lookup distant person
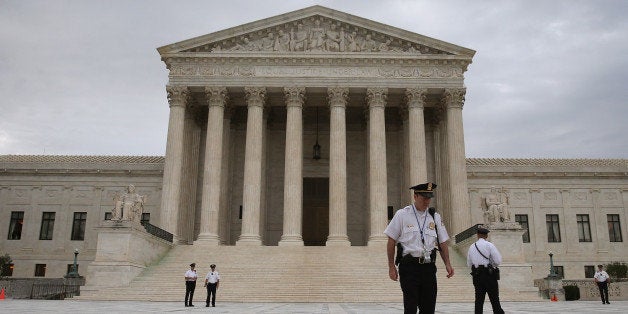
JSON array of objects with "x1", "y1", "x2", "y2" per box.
[
  {"x1": 184, "y1": 263, "x2": 198, "y2": 307},
  {"x1": 467, "y1": 227, "x2": 504, "y2": 314},
  {"x1": 204, "y1": 264, "x2": 220, "y2": 307},
  {"x1": 594, "y1": 264, "x2": 611, "y2": 304}
]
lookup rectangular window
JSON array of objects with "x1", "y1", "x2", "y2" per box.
[
  {"x1": 141, "y1": 213, "x2": 150, "y2": 225},
  {"x1": 7, "y1": 211, "x2": 24, "y2": 240},
  {"x1": 576, "y1": 214, "x2": 592, "y2": 242},
  {"x1": 584, "y1": 265, "x2": 595, "y2": 278},
  {"x1": 554, "y1": 266, "x2": 564, "y2": 279},
  {"x1": 104, "y1": 212, "x2": 112, "y2": 220},
  {"x1": 1, "y1": 263, "x2": 14, "y2": 277},
  {"x1": 546, "y1": 214, "x2": 561, "y2": 242},
  {"x1": 34, "y1": 264, "x2": 46, "y2": 277},
  {"x1": 515, "y1": 214, "x2": 530, "y2": 243},
  {"x1": 39, "y1": 212, "x2": 56, "y2": 240},
  {"x1": 608, "y1": 214, "x2": 623, "y2": 242},
  {"x1": 71, "y1": 212, "x2": 87, "y2": 241}
]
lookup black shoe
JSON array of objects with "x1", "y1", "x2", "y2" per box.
[
  {"x1": 212, "y1": 304, "x2": 215, "y2": 307},
  {"x1": 189, "y1": 304, "x2": 194, "y2": 307},
  {"x1": 607, "y1": 302, "x2": 610, "y2": 304}
]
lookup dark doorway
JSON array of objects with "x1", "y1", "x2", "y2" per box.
[{"x1": 302, "y1": 177, "x2": 329, "y2": 246}]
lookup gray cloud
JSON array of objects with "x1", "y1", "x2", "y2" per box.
[{"x1": 1, "y1": 0, "x2": 626, "y2": 158}]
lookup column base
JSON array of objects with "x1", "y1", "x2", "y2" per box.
[
  {"x1": 326, "y1": 235, "x2": 350, "y2": 246},
  {"x1": 278, "y1": 235, "x2": 304, "y2": 246},
  {"x1": 367, "y1": 235, "x2": 388, "y2": 246},
  {"x1": 194, "y1": 234, "x2": 221, "y2": 246},
  {"x1": 236, "y1": 235, "x2": 262, "y2": 246}
]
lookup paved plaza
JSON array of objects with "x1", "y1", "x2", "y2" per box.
[{"x1": 0, "y1": 300, "x2": 627, "y2": 313}]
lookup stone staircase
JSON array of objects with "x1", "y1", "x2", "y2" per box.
[{"x1": 79, "y1": 243, "x2": 538, "y2": 302}]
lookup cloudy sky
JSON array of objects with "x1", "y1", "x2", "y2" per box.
[{"x1": 1, "y1": 0, "x2": 626, "y2": 158}]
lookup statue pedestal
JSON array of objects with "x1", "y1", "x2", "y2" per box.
[
  {"x1": 84, "y1": 221, "x2": 172, "y2": 289},
  {"x1": 542, "y1": 276, "x2": 565, "y2": 301}
]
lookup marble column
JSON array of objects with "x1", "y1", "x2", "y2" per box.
[
  {"x1": 160, "y1": 85, "x2": 189, "y2": 239},
  {"x1": 197, "y1": 87, "x2": 229, "y2": 244},
  {"x1": 237, "y1": 87, "x2": 266, "y2": 246},
  {"x1": 327, "y1": 87, "x2": 350, "y2": 246},
  {"x1": 279, "y1": 87, "x2": 306, "y2": 246},
  {"x1": 405, "y1": 88, "x2": 429, "y2": 187},
  {"x1": 443, "y1": 88, "x2": 471, "y2": 235},
  {"x1": 367, "y1": 88, "x2": 389, "y2": 245},
  {"x1": 218, "y1": 107, "x2": 233, "y2": 244},
  {"x1": 179, "y1": 106, "x2": 201, "y2": 244}
]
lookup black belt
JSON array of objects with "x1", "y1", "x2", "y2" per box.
[{"x1": 402, "y1": 255, "x2": 435, "y2": 264}]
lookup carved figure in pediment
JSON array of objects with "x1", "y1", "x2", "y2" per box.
[
  {"x1": 111, "y1": 184, "x2": 147, "y2": 222},
  {"x1": 325, "y1": 23, "x2": 341, "y2": 52},
  {"x1": 361, "y1": 34, "x2": 377, "y2": 52},
  {"x1": 275, "y1": 29, "x2": 290, "y2": 52},
  {"x1": 261, "y1": 32, "x2": 275, "y2": 51},
  {"x1": 345, "y1": 31, "x2": 360, "y2": 52},
  {"x1": 309, "y1": 19, "x2": 325, "y2": 51},
  {"x1": 378, "y1": 38, "x2": 392, "y2": 52},
  {"x1": 211, "y1": 44, "x2": 222, "y2": 52},
  {"x1": 482, "y1": 186, "x2": 511, "y2": 223},
  {"x1": 230, "y1": 37, "x2": 258, "y2": 51},
  {"x1": 290, "y1": 23, "x2": 308, "y2": 51}
]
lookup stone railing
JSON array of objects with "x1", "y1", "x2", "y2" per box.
[
  {"x1": 455, "y1": 224, "x2": 483, "y2": 243},
  {"x1": 141, "y1": 221, "x2": 173, "y2": 243},
  {"x1": 535, "y1": 278, "x2": 628, "y2": 301},
  {"x1": 0, "y1": 277, "x2": 85, "y2": 299}
]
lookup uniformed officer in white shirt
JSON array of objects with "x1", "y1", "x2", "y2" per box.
[
  {"x1": 594, "y1": 264, "x2": 611, "y2": 304},
  {"x1": 467, "y1": 227, "x2": 504, "y2": 314},
  {"x1": 184, "y1": 263, "x2": 198, "y2": 307},
  {"x1": 385, "y1": 182, "x2": 454, "y2": 314},
  {"x1": 204, "y1": 264, "x2": 220, "y2": 307}
]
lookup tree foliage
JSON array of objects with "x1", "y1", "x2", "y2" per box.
[
  {"x1": 605, "y1": 262, "x2": 627, "y2": 279},
  {"x1": 0, "y1": 253, "x2": 12, "y2": 278}
]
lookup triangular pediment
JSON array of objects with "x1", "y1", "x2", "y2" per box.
[{"x1": 158, "y1": 6, "x2": 474, "y2": 58}]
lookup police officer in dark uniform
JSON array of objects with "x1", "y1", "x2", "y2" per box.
[
  {"x1": 467, "y1": 227, "x2": 504, "y2": 314},
  {"x1": 385, "y1": 183, "x2": 454, "y2": 314}
]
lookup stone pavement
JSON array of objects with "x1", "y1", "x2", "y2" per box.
[{"x1": 0, "y1": 300, "x2": 626, "y2": 313}]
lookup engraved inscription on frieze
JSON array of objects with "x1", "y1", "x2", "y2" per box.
[
  {"x1": 173, "y1": 64, "x2": 463, "y2": 79},
  {"x1": 184, "y1": 16, "x2": 450, "y2": 55}
]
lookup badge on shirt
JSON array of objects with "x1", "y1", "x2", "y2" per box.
[
  {"x1": 429, "y1": 222, "x2": 435, "y2": 230},
  {"x1": 406, "y1": 224, "x2": 414, "y2": 228}
]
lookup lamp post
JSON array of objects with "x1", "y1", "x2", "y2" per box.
[
  {"x1": 548, "y1": 251, "x2": 558, "y2": 278},
  {"x1": 67, "y1": 248, "x2": 79, "y2": 278}
]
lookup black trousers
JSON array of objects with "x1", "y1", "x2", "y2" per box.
[
  {"x1": 597, "y1": 281, "x2": 609, "y2": 303},
  {"x1": 185, "y1": 281, "x2": 196, "y2": 305},
  {"x1": 206, "y1": 283, "x2": 217, "y2": 306},
  {"x1": 399, "y1": 258, "x2": 437, "y2": 314},
  {"x1": 472, "y1": 269, "x2": 504, "y2": 314}
]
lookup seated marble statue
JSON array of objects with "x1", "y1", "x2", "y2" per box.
[
  {"x1": 112, "y1": 184, "x2": 146, "y2": 222},
  {"x1": 483, "y1": 186, "x2": 511, "y2": 223}
]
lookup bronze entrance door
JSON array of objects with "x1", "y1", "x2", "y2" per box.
[{"x1": 302, "y1": 177, "x2": 329, "y2": 246}]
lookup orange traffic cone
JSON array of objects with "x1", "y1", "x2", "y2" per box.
[
  {"x1": 550, "y1": 294, "x2": 557, "y2": 302},
  {"x1": 0, "y1": 287, "x2": 5, "y2": 300}
]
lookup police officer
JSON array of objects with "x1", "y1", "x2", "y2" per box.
[
  {"x1": 184, "y1": 263, "x2": 198, "y2": 307},
  {"x1": 467, "y1": 227, "x2": 504, "y2": 314},
  {"x1": 594, "y1": 264, "x2": 611, "y2": 304},
  {"x1": 204, "y1": 264, "x2": 220, "y2": 307},
  {"x1": 385, "y1": 182, "x2": 454, "y2": 314}
]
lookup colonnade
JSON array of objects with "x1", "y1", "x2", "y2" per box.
[{"x1": 160, "y1": 85, "x2": 470, "y2": 246}]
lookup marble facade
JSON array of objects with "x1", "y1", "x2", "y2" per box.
[{"x1": 0, "y1": 6, "x2": 626, "y2": 285}]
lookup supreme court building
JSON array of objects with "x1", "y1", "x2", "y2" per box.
[{"x1": 1, "y1": 6, "x2": 626, "y2": 301}]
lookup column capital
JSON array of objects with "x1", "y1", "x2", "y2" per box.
[
  {"x1": 166, "y1": 85, "x2": 190, "y2": 108},
  {"x1": 244, "y1": 87, "x2": 267, "y2": 108},
  {"x1": 405, "y1": 88, "x2": 428, "y2": 109},
  {"x1": 283, "y1": 86, "x2": 306, "y2": 108},
  {"x1": 366, "y1": 88, "x2": 388, "y2": 109},
  {"x1": 441, "y1": 88, "x2": 466, "y2": 109},
  {"x1": 328, "y1": 87, "x2": 349, "y2": 108},
  {"x1": 205, "y1": 86, "x2": 229, "y2": 108}
]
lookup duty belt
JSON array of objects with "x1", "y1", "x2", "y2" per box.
[{"x1": 402, "y1": 254, "x2": 435, "y2": 264}]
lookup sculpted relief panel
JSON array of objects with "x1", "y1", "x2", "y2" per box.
[{"x1": 184, "y1": 16, "x2": 450, "y2": 55}]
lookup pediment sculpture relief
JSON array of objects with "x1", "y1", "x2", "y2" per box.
[
  {"x1": 186, "y1": 16, "x2": 449, "y2": 55},
  {"x1": 481, "y1": 186, "x2": 511, "y2": 223},
  {"x1": 111, "y1": 184, "x2": 147, "y2": 223}
]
